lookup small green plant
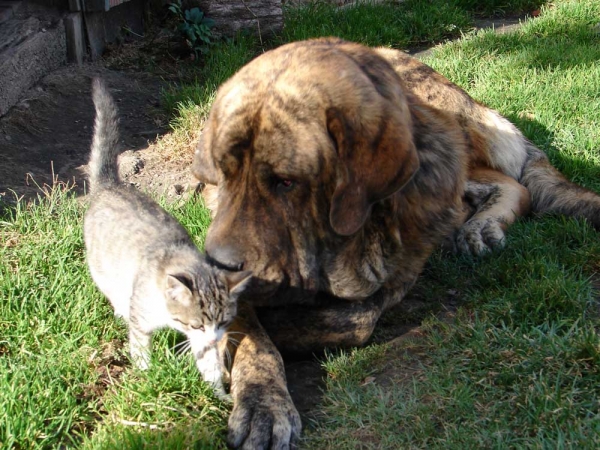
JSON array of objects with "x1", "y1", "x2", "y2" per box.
[{"x1": 169, "y1": 0, "x2": 215, "y2": 58}]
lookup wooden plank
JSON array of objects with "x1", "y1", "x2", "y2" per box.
[{"x1": 197, "y1": 0, "x2": 283, "y2": 38}]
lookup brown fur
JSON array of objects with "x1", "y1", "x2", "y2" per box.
[{"x1": 191, "y1": 38, "x2": 600, "y2": 449}]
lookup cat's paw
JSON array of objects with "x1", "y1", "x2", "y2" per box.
[
  {"x1": 213, "y1": 386, "x2": 233, "y2": 403},
  {"x1": 196, "y1": 355, "x2": 229, "y2": 400},
  {"x1": 128, "y1": 331, "x2": 151, "y2": 370},
  {"x1": 132, "y1": 354, "x2": 150, "y2": 370},
  {"x1": 129, "y1": 344, "x2": 151, "y2": 370}
]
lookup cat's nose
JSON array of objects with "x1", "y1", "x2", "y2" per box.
[{"x1": 205, "y1": 242, "x2": 245, "y2": 272}]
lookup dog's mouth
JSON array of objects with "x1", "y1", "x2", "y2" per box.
[
  {"x1": 242, "y1": 273, "x2": 288, "y2": 305},
  {"x1": 205, "y1": 244, "x2": 319, "y2": 306}
]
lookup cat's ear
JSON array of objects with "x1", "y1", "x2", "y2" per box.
[
  {"x1": 166, "y1": 274, "x2": 194, "y2": 305},
  {"x1": 223, "y1": 270, "x2": 253, "y2": 299}
]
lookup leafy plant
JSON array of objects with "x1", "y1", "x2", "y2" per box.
[{"x1": 169, "y1": 0, "x2": 215, "y2": 58}]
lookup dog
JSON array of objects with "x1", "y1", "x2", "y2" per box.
[{"x1": 191, "y1": 38, "x2": 600, "y2": 449}]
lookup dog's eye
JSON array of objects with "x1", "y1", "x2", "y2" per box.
[{"x1": 273, "y1": 177, "x2": 295, "y2": 193}]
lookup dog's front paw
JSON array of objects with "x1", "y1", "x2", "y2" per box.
[
  {"x1": 455, "y1": 217, "x2": 506, "y2": 256},
  {"x1": 228, "y1": 384, "x2": 301, "y2": 450}
]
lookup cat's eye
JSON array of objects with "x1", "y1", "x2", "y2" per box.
[
  {"x1": 191, "y1": 324, "x2": 205, "y2": 331},
  {"x1": 218, "y1": 320, "x2": 232, "y2": 329}
]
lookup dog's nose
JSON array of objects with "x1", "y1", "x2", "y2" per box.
[{"x1": 205, "y1": 243, "x2": 245, "y2": 272}]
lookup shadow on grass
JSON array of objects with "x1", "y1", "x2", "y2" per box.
[
  {"x1": 511, "y1": 114, "x2": 600, "y2": 191},
  {"x1": 89, "y1": 421, "x2": 226, "y2": 450}
]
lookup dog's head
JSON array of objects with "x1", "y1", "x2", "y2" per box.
[{"x1": 192, "y1": 39, "x2": 419, "y2": 303}]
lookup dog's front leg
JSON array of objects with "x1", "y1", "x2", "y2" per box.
[{"x1": 226, "y1": 301, "x2": 301, "y2": 450}]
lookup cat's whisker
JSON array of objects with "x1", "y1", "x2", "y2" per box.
[
  {"x1": 178, "y1": 346, "x2": 192, "y2": 356},
  {"x1": 172, "y1": 340, "x2": 190, "y2": 350},
  {"x1": 227, "y1": 331, "x2": 248, "y2": 338},
  {"x1": 173, "y1": 340, "x2": 190, "y2": 351},
  {"x1": 227, "y1": 337, "x2": 241, "y2": 347},
  {"x1": 174, "y1": 341, "x2": 192, "y2": 355}
]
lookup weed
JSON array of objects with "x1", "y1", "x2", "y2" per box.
[{"x1": 168, "y1": 0, "x2": 215, "y2": 58}]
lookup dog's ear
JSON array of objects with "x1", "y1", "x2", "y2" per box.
[
  {"x1": 191, "y1": 122, "x2": 219, "y2": 185},
  {"x1": 327, "y1": 105, "x2": 419, "y2": 236}
]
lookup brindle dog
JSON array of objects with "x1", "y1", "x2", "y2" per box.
[{"x1": 191, "y1": 38, "x2": 600, "y2": 449}]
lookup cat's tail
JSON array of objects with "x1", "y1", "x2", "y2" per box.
[{"x1": 88, "y1": 78, "x2": 120, "y2": 193}]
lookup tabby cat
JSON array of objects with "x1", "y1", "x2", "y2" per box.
[{"x1": 83, "y1": 79, "x2": 251, "y2": 397}]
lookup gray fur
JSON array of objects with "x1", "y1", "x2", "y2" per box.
[
  {"x1": 88, "y1": 78, "x2": 120, "y2": 192},
  {"x1": 84, "y1": 79, "x2": 251, "y2": 397}
]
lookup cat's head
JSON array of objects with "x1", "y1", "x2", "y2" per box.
[{"x1": 164, "y1": 267, "x2": 252, "y2": 355}]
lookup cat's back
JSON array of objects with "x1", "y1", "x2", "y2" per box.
[
  {"x1": 84, "y1": 184, "x2": 195, "y2": 308},
  {"x1": 85, "y1": 184, "x2": 190, "y2": 245}
]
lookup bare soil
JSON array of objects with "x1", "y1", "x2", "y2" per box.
[{"x1": 0, "y1": 63, "x2": 196, "y2": 206}]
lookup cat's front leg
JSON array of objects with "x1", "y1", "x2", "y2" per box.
[
  {"x1": 196, "y1": 346, "x2": 230, "y2": 400},
  {"x1": 128, "y1": 323, "x2": 152, "y2": 370}
]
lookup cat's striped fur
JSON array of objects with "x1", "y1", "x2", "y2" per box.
[{"x1": 84, "y1": 79, "x2": 251, "y2": 397}]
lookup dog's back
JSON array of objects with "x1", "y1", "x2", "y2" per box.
[{"x1": 376, "y1": 46, "x2": 600, "y2": 229}]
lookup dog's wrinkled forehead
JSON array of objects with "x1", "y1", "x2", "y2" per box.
[
  {"x1": 200, "y1": 37, "x2": 411, "y2": 189},
  {"x1": 210, "y1": 73, "x2": 335, "y2": 177}
]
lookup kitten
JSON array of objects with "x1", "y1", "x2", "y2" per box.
[{"x1": 83, "y1": 79, "x2": 250, "y2": 397}]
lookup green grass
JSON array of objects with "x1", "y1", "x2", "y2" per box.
[
  {"x1": 0, "y1": 187, "x2": 221, "y2": 448},
  {"x1": 2, "y1": 0, "x2": 600, "y2": 448},
  {"x1": 281, "y1": 0, "x2": 472, "y2": 48},
  {"x1": 162, "y1": 0, "x2": 545, "y2": 115}
]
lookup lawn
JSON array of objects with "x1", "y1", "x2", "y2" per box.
[{"x1": 2, "y1": 0, "x2": 600, "y2": 448}]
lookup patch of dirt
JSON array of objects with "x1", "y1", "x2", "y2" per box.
[
  {"x1": 0, "y1": 63, "x2": 197, "y2": 206},
  {"x1": 285, "y1": 357, "x2": 327, "y2": 424},
  {"x1": 80, "y1": 339, "x2": 129, "y2": 413},
  {"x1": 370, "y1": 311, "x2": 455, "y2": 390}
]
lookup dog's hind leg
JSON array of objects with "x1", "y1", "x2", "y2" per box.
[{"x1": 454, "y1": 168, "x2": 531, "y2": 256}]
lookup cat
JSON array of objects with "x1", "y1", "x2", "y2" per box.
[{"x1": 83, "y1": 78, "x2": 251, "y2": 397}]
